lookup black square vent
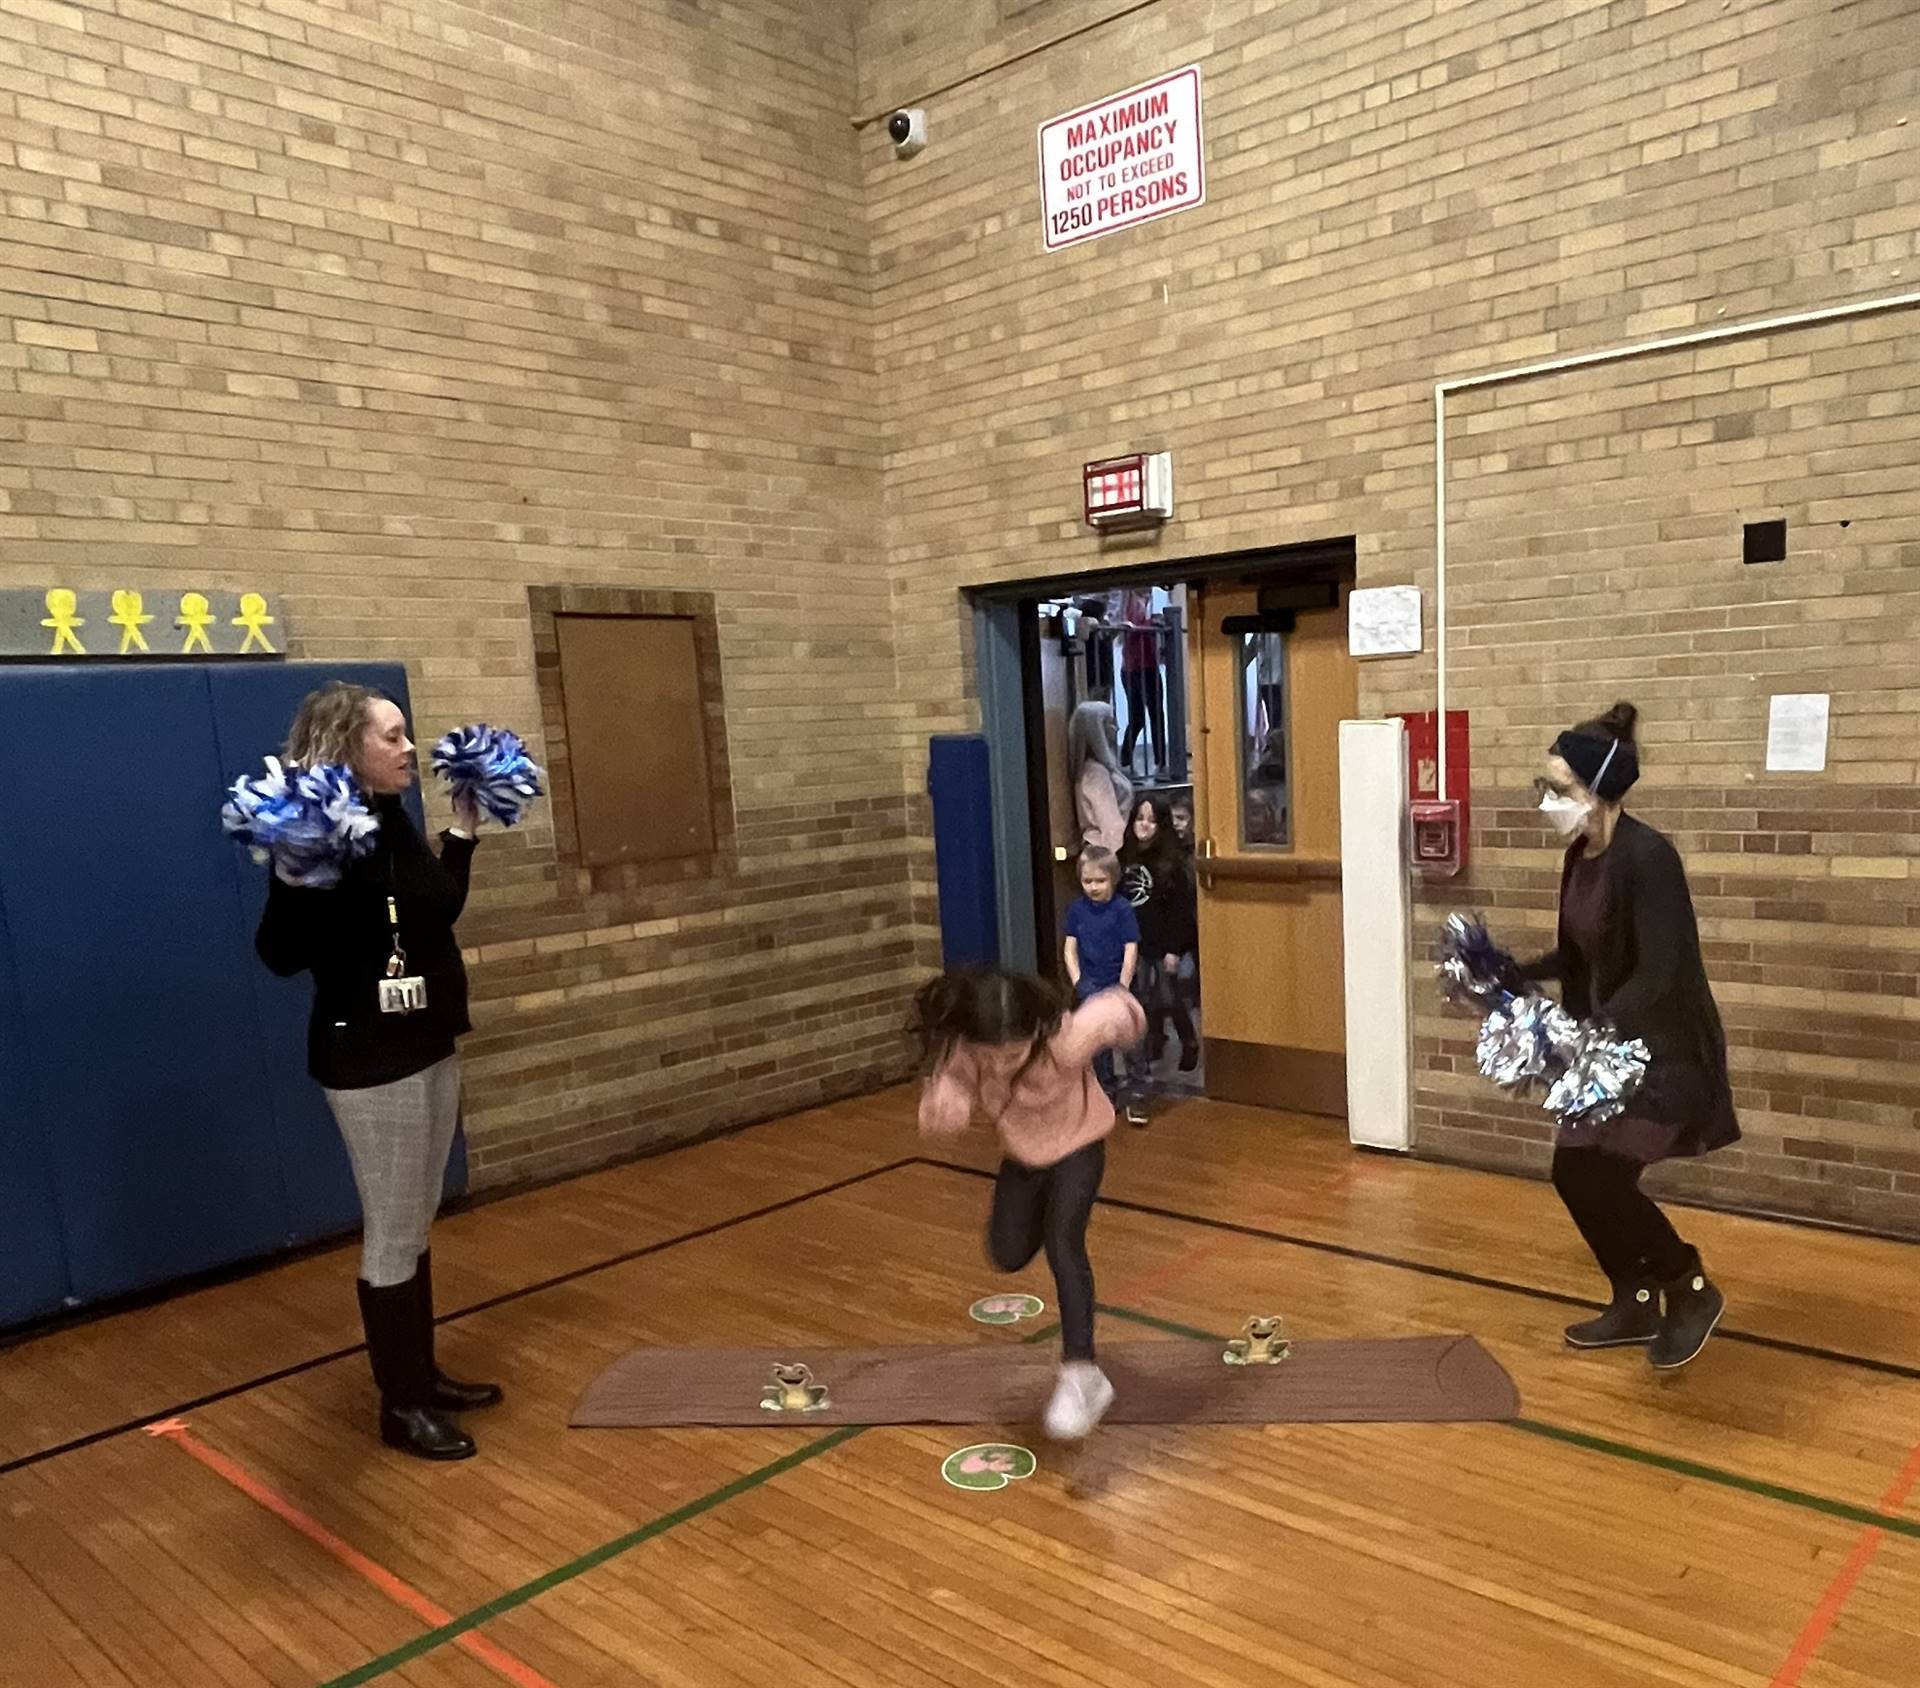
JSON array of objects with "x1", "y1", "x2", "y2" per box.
[{"x1": 1743, "y1": 519, "x2": 1787, "y2": 565}]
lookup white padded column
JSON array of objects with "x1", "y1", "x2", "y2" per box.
[{"x1": 1339, "y1": 719, "x2": 1413, "y2": 1152}]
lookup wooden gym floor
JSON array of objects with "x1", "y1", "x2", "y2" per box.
[{"x1": 5, "y1": 1091, "x2": 1920, "y2": 1688}]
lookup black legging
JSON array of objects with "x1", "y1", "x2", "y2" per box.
[
  {"x1": 1137, "y1": 958, "x2": 1195, "y2": 1054},
  {"x1": 988, "y1": 1140, "x2": 1105, "y2": 1361},
  {"x1": 1081, "y1": 608, "x2": 1115, "y2": 695},
  {"x1": 1121, "y1": 663, "x2": 1165, "y2": 771},
  {"x1": 1551, "y1": 1144, "x2": 1692, "y2": 1285}
]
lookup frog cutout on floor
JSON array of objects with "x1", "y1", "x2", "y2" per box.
[
  {"x1": 759, "y1": 1362, "x2": 830, "y2": 1414},
  {"x1": 1222, "y1": 1315, "x2": 1292, "y2": 1366}
]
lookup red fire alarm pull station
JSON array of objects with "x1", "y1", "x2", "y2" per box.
[{"x1": 1398, "y1": 710, "x2": 1469, "y2": 878}]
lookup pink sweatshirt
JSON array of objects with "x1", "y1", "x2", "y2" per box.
[
  {"x1": 1076, "y1": 761, "x2": 1127, "y2": 852},
  {"x1": 917, "y1": 988, "x2": 1147, "y2": 1168}
]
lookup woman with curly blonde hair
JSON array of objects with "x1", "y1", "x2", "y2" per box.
[{"x1": 255, "y1": 681, "x2": 498, "y2": 1460}]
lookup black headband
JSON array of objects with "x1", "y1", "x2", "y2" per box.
[{"x1": 1553, "y1": 729, "x2": 1639, "y2": 802}]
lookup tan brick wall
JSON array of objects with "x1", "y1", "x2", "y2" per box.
[
  {"x1": 0, "y1": 0, "x2": 923, "y2": 1184},
  {"x1": 7, "y1": 0, "x2": 1919, "y2": 1226},
  {"x1": 858, "y1": 0, "x2": 1920, "y2": 1230},
  {"x1": 1414, "y1": 315, "x2": 1920, "y2": 1230}
]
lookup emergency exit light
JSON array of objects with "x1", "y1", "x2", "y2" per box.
[{"x1": 1083, "y1": 451, "x2": 1173, "y2": 528}]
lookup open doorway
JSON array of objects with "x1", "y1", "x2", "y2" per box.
[
  {"x1": 972, "y1": 537, "x2": 1358, "y2": 1124},
  {"x1": 1035, "y1": 585, "x2": 1203, "y2": 1105}
]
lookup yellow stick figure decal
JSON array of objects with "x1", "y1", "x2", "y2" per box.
[
  {"x1": 232, "y1": 592, "x2": 276, "y2": 654},
  {"x1": 110, "y1": 588, "x2": 154, "y2": 654},
  {"x1": 177, "y1": 592, "x2": 216, "y2": 655},
  {"x1": 42, "y1": 589, "x2": 86, "y2": 656}
]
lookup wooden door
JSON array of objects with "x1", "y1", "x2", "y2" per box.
[{"x1": 1189, "y1": 580, "x2": 1357, "y2": 1117}]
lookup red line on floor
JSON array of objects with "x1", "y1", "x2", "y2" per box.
[
  {"x1": 1768, "y1": 1438, "x2": 1920, "y2": 1688},
  {"x1": 144, "y1": 1418, "x2": 560, "y2": 1688}
]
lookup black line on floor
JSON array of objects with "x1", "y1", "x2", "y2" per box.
[
  {"x1": 1093, "y1": 1302, "x2": 1920, "y2": 1542},
  {"x1": 15, "y1": 1143, "x2": 1918, "y2": 1482},
  {"x1": 913, "y1": 1157, "x2": 1920, "y2": 1385},
  {"x1": 0, "y1": 1158, "x2": 918, "y2": 1480},
  {"x1": 437, "y1": 1157, "x2": 919, "y2": 1324},
  {"x1": 0, "y1": 1083, "x2": 895, "y2": 1356}
]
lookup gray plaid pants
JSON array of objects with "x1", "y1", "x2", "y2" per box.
[{"x1": 322, "y1": 1055, "x2": 461, "y2": 1287}]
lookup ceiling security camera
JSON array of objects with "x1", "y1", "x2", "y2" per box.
[{"x1": 887, "y1": 108, "x2": 926, "y2": 159}]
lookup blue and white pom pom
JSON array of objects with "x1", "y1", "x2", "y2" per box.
[
  {"x1": 1438, "y1": 910, "x2": 1652, "y2": 1131},
  {"x1": 430, "y1": 723, "x2": 545, "y2": 827},
  {"x1": 221, "y1": 757, "x2": 379, "y2": 888},
  {"x1": 1474, "y1": 990, "x2": 1650, "y2": 1130},
  {"x1": 1545, "y1": 1026, "x2": 1652, "y2": 1132},
  {"x1": 1475, "y1": 992, "x2": 1579, "y2": 1090},
  {"x1": 1435, "y1": 912, "x2": 1517, "y2": 1011}
]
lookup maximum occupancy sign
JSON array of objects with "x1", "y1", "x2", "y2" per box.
[{"x1": 1037, "y1": 65, "x2": 1207, "y2": 251}]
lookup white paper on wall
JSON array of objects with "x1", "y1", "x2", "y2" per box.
[
  {"x1": 1348, "y1": 586, "x2": 1422, "y2": 658},
  {"x1": 1765, "y1": 693, "x2": 1830, "y2": 773}
]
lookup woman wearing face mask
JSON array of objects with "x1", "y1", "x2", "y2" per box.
[
  {"x1": 254, "y1": 682, "x2": 499, "y2": 1459},
  {"x1": 1519, "y1": 701, "x2": 1740, "y2": 1371}
]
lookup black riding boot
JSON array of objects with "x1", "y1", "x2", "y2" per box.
[
  {"x1": 415, "y1": 1251, "x2": 504, "y2": 1412},
  {"x1": 356, "y1": 1277, "x2": 477, "y2": 1460}
]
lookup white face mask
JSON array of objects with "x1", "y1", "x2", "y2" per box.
[{"x1": 1538, "y1": 791, "x2": 1591, "y2": 839}]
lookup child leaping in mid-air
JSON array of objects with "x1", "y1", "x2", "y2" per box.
[{"x1": 912, "y1": 966, "x2": 1146, "y2": 1440}]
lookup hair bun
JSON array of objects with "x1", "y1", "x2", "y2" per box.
[{"x1": 1597, "y1": 700, "x2": 1638, "y2": 743}]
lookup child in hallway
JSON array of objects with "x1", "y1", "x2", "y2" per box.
[
  {"x1": 913, "y1": 967, "x2": 1146, "y2": 1439},
  {"x1": 1119, "y1": 796, "x2": 1199, "y2": 1073},
  {"x1": 1167, "y1": 796, "x2": 1201, "y2": 1017},
  {"x1": 1063, "y1": 847, "x2": 1147, "y2": 1125},
  {"x1": 1169, "y1": 794, "x2": 1194, "y2": 849}
]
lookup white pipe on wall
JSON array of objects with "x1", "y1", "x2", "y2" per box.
[{"x1": 1432, "y1": 286, "x2": 1920, "y2": 800}]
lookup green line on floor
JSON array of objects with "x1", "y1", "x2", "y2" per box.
[
  {"x1": 328, "y1": 1298, "x2": 1920, "y2": 1685},
  {"x1": 325, "y1": 1311, "x2": 1062, "y2": 1685},
  {"x1": 1097, "y1": 1300, "x2": 1216, "y2": 1342},
  {"x1": 316, "y1": 1425, "x2": 866, "y2": 1688},
  {"x1": 1095, "y1": 1299, "x2": 1920, "y2": 1543},
  {"x1": 1506, "y1": 1416, "x2": 1920, "y2": 1541}
]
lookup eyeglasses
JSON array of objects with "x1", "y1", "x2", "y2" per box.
[{"x1": 1532, "y1": 777, "x2": 1577, "y2": 800}]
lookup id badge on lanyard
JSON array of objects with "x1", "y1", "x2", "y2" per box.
[{"x1": 378, "y1": 892, "x2": 428, "y2": 1015}]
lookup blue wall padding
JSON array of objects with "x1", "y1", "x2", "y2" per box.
[
  {"x1": 0, "y1": 875, "x2": 74, "y2": 1326},
  {"x1": 0, "y1": 661, "x2": 467, "y2": 1330},
  {"x1": 927, "y1": 734, "x2": 1000, "y2": 969}
]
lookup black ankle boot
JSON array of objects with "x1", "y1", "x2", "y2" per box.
[
  {"x1": 1649, "y1": 1250, "x2": 1725, "y2": 1372},
  {"x1": 1564, "y1": 1277, "x2": 1660, "y2": 1349},
  {"x1": 356, "y1": 1278, "x2": 477, "y2": 1461},
  {"x1": 415, "y1": 1251, "x2": 503, "y2": 1412}
]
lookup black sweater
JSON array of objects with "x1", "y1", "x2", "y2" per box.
[
  {"x1": 1521, "y1": 814, "x2": 1739, "y2": 1156},
  {"x1": 1119, "y1": 849, "x2": 1199, "y2": 960},
  {"x1": 255, "y1": 795, "x2": 476, "y2": 1090}
]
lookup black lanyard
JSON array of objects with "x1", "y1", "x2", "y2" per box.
[{"x1": 384, "y1": 850, "x2": 409, "y2": 980}]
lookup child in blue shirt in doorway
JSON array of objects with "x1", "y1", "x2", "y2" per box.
[{"x1": 1064, "y1": 847, "x2": 1148, "y2": 1126}]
